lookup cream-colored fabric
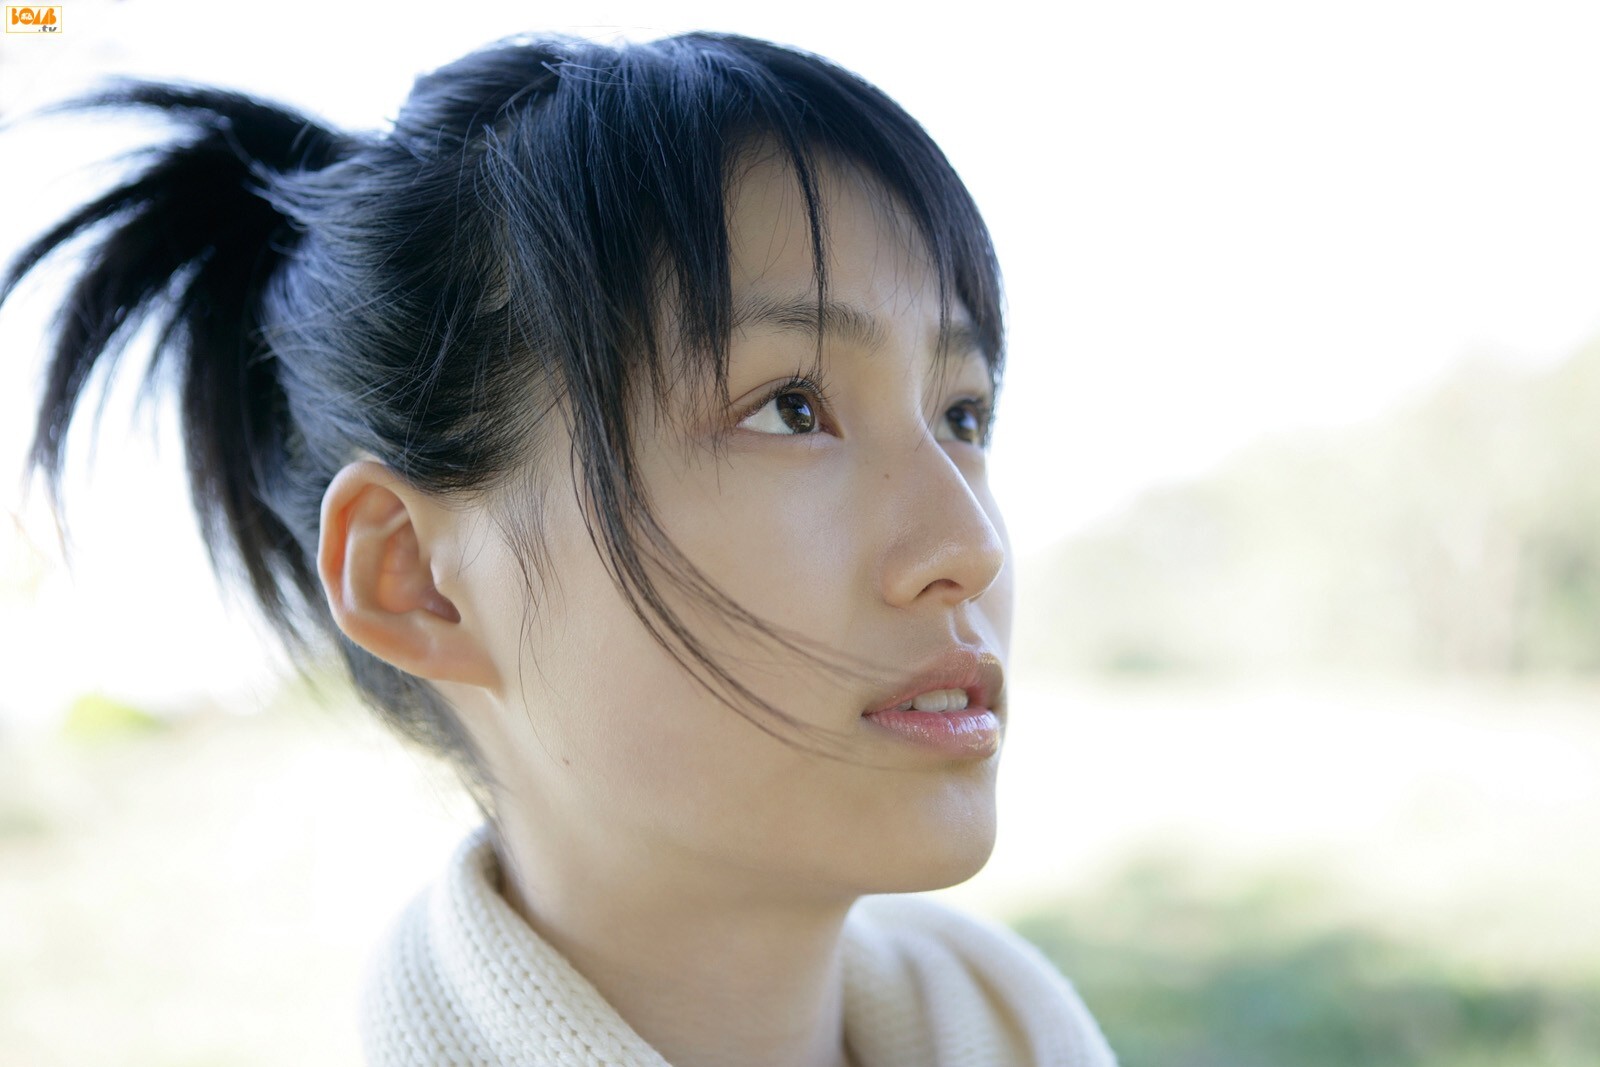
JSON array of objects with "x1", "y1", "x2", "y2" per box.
[{"x1": 361, "y1": 825, "x2": 1118, "y2": 1066}]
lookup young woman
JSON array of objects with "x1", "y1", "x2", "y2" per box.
[{"x1": 2, "y1": 32, "x2": 1117, "y2": 1067}]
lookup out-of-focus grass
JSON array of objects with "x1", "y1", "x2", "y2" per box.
[{"x1": 1010, "y1": 853, "x2": 1600, "y2": 1067}]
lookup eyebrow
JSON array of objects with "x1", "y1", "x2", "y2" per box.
[{"x1": 731, "y1": 293, "x2": 984, "y2": 362}]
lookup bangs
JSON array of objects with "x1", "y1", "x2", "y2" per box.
[{"x1": 453, "y1": 33, "x2": 1003, "y2": 444}]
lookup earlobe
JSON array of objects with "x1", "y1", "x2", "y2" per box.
[{"x1": 317, "y1": 461, "x2": 499, "y2": 688}]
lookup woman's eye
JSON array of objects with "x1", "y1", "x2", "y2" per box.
[
  {"x1": 942, "y1": 399, "x2": 992, "y2": 446},
  {"x1": 739, "y1": 389, "x2": 820, "y2": 435}
]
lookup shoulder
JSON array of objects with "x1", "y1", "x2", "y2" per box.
[
  {"x1": 849, "y1": 892, "x2": 1080, "y2": 1000},
  {"x1": 358, "y1": 825, "x2": 670, "y2": 1066},
  {"x1": 844, "y1": 893, "x2": 1119, "y2": 1067}
]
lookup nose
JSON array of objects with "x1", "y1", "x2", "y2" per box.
[{"x1": 876, "y1": 432, "x2": 1008, "y2": 610}]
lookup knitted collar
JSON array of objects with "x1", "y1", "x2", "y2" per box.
[{"x1": 361, "y1": 825, "x2": 1117, "y2": 1066}]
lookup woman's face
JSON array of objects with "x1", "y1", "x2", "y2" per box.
[{"x1": 456, "y1": 151, "x2": 1014, "y2": 904}]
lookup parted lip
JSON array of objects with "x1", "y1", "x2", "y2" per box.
[{"x1": 862, "y1": 646, "x2": 1005, "y2": 716}]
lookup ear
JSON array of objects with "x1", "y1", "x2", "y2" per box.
[{"x1": 317, "y1": 461, "x2": 499, "y2": 689}]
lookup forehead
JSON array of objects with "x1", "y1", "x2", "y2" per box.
[
  {"x1": 723, "y1": 149, "x2": 980, "y2": 357},
  {"x1": 725, "y1": 149, "x2": 930, "y2": 304}
]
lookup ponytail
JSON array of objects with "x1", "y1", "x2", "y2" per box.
[{"x1": 2, "y1": 83, "x2": 348, "y2": 636}]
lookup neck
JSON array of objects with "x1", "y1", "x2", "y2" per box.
[{"x1": 493, "y1": 818, "x2": 858, "y2": 1067}]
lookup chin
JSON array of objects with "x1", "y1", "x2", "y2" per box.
[{"x1": 857, "y1": 773, "x2": 1000, "y2": 895}]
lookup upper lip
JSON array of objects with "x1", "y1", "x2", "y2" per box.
[{"x1": 862, "y1": 646, "x2": 1005, "y2": 716}]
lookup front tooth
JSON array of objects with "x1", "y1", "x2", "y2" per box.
[{"x1": 911, "y1": 688, "x2": 969, "y2": 712}]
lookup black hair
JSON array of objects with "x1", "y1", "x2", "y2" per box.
[{"x1": 1, "y1": 32, "x2": 1004, "y2": 817}]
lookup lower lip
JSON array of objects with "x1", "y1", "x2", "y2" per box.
[{"x1": 861, "y1": 707, "x2": 1001, "y2": 758}]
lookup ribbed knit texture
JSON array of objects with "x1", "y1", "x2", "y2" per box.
[{"x1": 361, "y1": 825, "x2": 1118, "y2": 1066}]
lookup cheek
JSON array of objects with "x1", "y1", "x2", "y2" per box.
[
  {"x1": 521, "y1": 547, "x2": 849, "y2": 862},
  {"x1": 655, "y1": 456, "x2": 859, "y2": 637},
  {"x1": 508, "y1": 479, "x2": 809, "y2": 810},
  {"x1": 499, "y1": 541, "x2": 727, "y2": 849}
]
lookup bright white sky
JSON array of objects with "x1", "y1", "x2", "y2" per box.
[{"x1": 5, "y1": 0, "x2": 1600, "y2": 718}]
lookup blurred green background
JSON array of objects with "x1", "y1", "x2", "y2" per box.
[{"x1": 1003, "y1": 345, "x2": 1600, "y2": 1064}]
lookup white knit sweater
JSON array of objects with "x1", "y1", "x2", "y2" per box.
[{"x1": 361, "y1": 826, "x2": 1118, "y2": 1066}]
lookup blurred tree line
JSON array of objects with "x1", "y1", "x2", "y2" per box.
[{"x1": 1022, "y1": 345, "x2": 1600, "y2": 678}]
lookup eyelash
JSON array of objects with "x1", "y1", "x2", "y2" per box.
[
  {"x1": 747, "y1": 374, "x2": 837, "y2": 428},
  {"x1": 741, "y1": 374, "x2": 996, "y2": 446}
]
